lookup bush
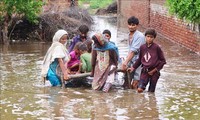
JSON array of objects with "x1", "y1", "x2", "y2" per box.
[{"x1": 166, "y1": 0, "x2": 200, "y2": 23}]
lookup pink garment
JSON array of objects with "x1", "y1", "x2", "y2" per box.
[{"x1": 67, "y1": 51, "x2": 80, "y2": 69}]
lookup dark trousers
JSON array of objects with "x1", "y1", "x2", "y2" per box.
[{"x1": 138, "y1": 71, "x2": 160, "y2": 92}]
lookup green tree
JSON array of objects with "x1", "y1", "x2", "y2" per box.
[
  {"x1": 166, "y1": 0, "x2": 200, "y2": 23},
  {"x1": 0, "y1": 0, "x2": 43, "y2": 44}
]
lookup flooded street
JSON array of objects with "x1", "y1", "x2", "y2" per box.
[{"x1": 0, "y1": 16, "x2": 200, "y2": 120}]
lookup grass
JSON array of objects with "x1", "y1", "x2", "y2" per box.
[{"x1": 78, "y1": 0, "x2": 115, "y2": 10}]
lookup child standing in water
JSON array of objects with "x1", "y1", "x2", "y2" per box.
[
  {"x1": 67, "y1": 42, "x2": 82, "y2": 74},
  {"x1": 128, "y1": 29, "x2": 166, "y2": 93}
]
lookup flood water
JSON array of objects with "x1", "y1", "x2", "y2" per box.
[{"x1": 0, "y1": 16, "x2": 200, "y2": 120}]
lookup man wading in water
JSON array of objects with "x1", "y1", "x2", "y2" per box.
[{"x1": 121, "y1": 16, "x2": 145, "y2": 89}]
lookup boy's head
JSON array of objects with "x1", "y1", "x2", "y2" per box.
[
  {"x1": 79, "y1": 43, "x2": 88, "y2": 54},
  {"x1": 103, "y1": 29, "x2": 111, "y2": 41},
  {"x1": 78, "y1": 25, "x2": 89, "y2": 40},
  {"x1": 145, "y1": 28, "x2": 157, "y2": 38},
  {"x1": 127, "y1": 16, "x2": 139, "y2": 33},
  {"x1": 145, "y1": 29, "x2": 157, "y2": 45}
]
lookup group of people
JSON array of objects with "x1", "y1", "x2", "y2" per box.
[{"x1": 41, "y1": 16, "x2": 166, "y2": 93}]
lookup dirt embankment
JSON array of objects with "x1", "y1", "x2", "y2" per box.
[
  {"x1": 6, "y1": 2, "x2": 117, "y2": 42},
  {"x1": 10, "y1": 7, "x2": 93, "y2": 42}
]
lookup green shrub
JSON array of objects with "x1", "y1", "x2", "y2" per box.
[{"x1": 166, "y1": 0, "x2": 200, "y2": 23}]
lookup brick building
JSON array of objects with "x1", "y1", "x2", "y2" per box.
[{"x1": 117, "y1": 0, "x2": 200, "y2": 54}]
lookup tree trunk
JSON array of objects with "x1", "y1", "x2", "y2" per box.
[
  {"x1": 2, "y1": 14, "x2": 11, "y2": 45},
  {"x1": 0, "y1": 26, "x2": 2, "y2": 44},
  {"x1": 2, "y1": 24, "x2": 9, "y2": 44}
]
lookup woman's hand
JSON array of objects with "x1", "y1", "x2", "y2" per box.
[
  {"x1": 64, "y1": 73, "x2": 70, "y2": 80},
  {"x1": 127, "y1": 67, "x2": 135, "y2": 73}
]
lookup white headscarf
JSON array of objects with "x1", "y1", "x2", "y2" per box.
[{"x1": 41, "y1": 29, "x2": 69, "y2": 77}]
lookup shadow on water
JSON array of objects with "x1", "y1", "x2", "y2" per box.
[{"x1": 0, "y1": 16, "x2": 200, "y2": 120}]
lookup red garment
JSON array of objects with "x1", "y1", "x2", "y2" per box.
[
  {"x1": 133, "y1": 43, "x2": 166, "y2": 71},
  {"x1": 132, "y1": 42, "x2": 166, "y2": 92},
  {"x1": 67, "y1": 50, "x2": 80, "y2": 71}
]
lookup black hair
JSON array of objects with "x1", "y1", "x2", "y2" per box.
[
  {"x1": 78, "y1": 25, "x2": 89, "y2": 34},
  {"x1": 127, "y1": 16, "x2": 139, "y2": 25},
  {"x1": 145, "y1": 28, "x2": 157, "y2": 38},
  {"x1": 79, "y1": 43, "x2": 88, "y2": 52},
  {"x1": 102, "y1": 29, "x2": 111, "y2": 37}
]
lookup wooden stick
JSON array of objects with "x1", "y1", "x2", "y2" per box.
[
  {"x1": 68, "y1": 69, "x2": 126, "y2": 79},
  {"x1": 69, "y1": 72, "x2": 91, "y2": 79},
  {"x1": 127, "y1": 72, "x2": 132, "y2": 89}
]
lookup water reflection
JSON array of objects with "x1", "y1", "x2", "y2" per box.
[{"x1": 0, "y1": 16, "x2": 200, "y2": 119}]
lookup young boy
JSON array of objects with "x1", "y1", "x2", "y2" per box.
[
  {"x1": 102, "y1": 29, "x2": 115, "y2": 45},
  {"x1": 68, "y1": 24, "x2": 89, "y2": 52},
  {"x1": 128, "y1": 29, "x2": 166, "y2": 93}
]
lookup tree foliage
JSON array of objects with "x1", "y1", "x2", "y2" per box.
[
  {"x1": 0, "y1": 0, "x2": 43, "y2": 24},
  {"x1": 0, "y1": 0, "x2": 43, "y2": 44},
  {"x1": 166, "y1": 0, "x2": 200, "y2": 23}
]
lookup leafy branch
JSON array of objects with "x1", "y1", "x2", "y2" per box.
[{"x1": 166, "y1": 0, "x2": 200, "y2": 23}]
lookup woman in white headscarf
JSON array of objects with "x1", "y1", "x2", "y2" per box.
[{"x1": 41, "y1": 29, "x2": 70, "y2": 86}]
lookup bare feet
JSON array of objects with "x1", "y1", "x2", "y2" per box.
[{"x1": 137, "y1": 88, "x2": 144, "y2": 93}]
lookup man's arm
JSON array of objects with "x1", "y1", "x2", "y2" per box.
[{"x1": 121, "y1": 51, "x2": 135, "y2": 70}]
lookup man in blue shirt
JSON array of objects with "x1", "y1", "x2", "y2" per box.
[{"x1": 121, "y1": 16, "x2": 145, "y2": 89}]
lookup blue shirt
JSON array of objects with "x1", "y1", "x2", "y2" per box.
[
  {"x1": 128, "y1": 30, "x2": 145, "y2": 63},
  {"x1": 68, "y1": 35, "x2": 90, "y2": 52}
]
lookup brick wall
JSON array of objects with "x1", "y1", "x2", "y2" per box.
[
  {"x1": 117, "y1": 0, "x2": 149, "y2": 31},
  {"x1": 117, "y1": 0, "x2": 200, "y2": 54}
]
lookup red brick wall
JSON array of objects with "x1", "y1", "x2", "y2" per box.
[
  {"x1": 117, "y1": 0, "x2": 149, "y2": 31},
  {"x1": 118, "y1": 0, "x2": 200, "y2": 54}
]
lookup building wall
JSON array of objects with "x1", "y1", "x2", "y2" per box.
[
  {"x1": 117, "y1": 0, "x2": 150, "y2": 30},
  {"x1": 117, "y1": 0, "x2": 200, "y2": 54}
]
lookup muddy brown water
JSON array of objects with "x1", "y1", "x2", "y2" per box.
[{"x1": 0, "y1": 16, "x2": 200, "y2": 120}]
